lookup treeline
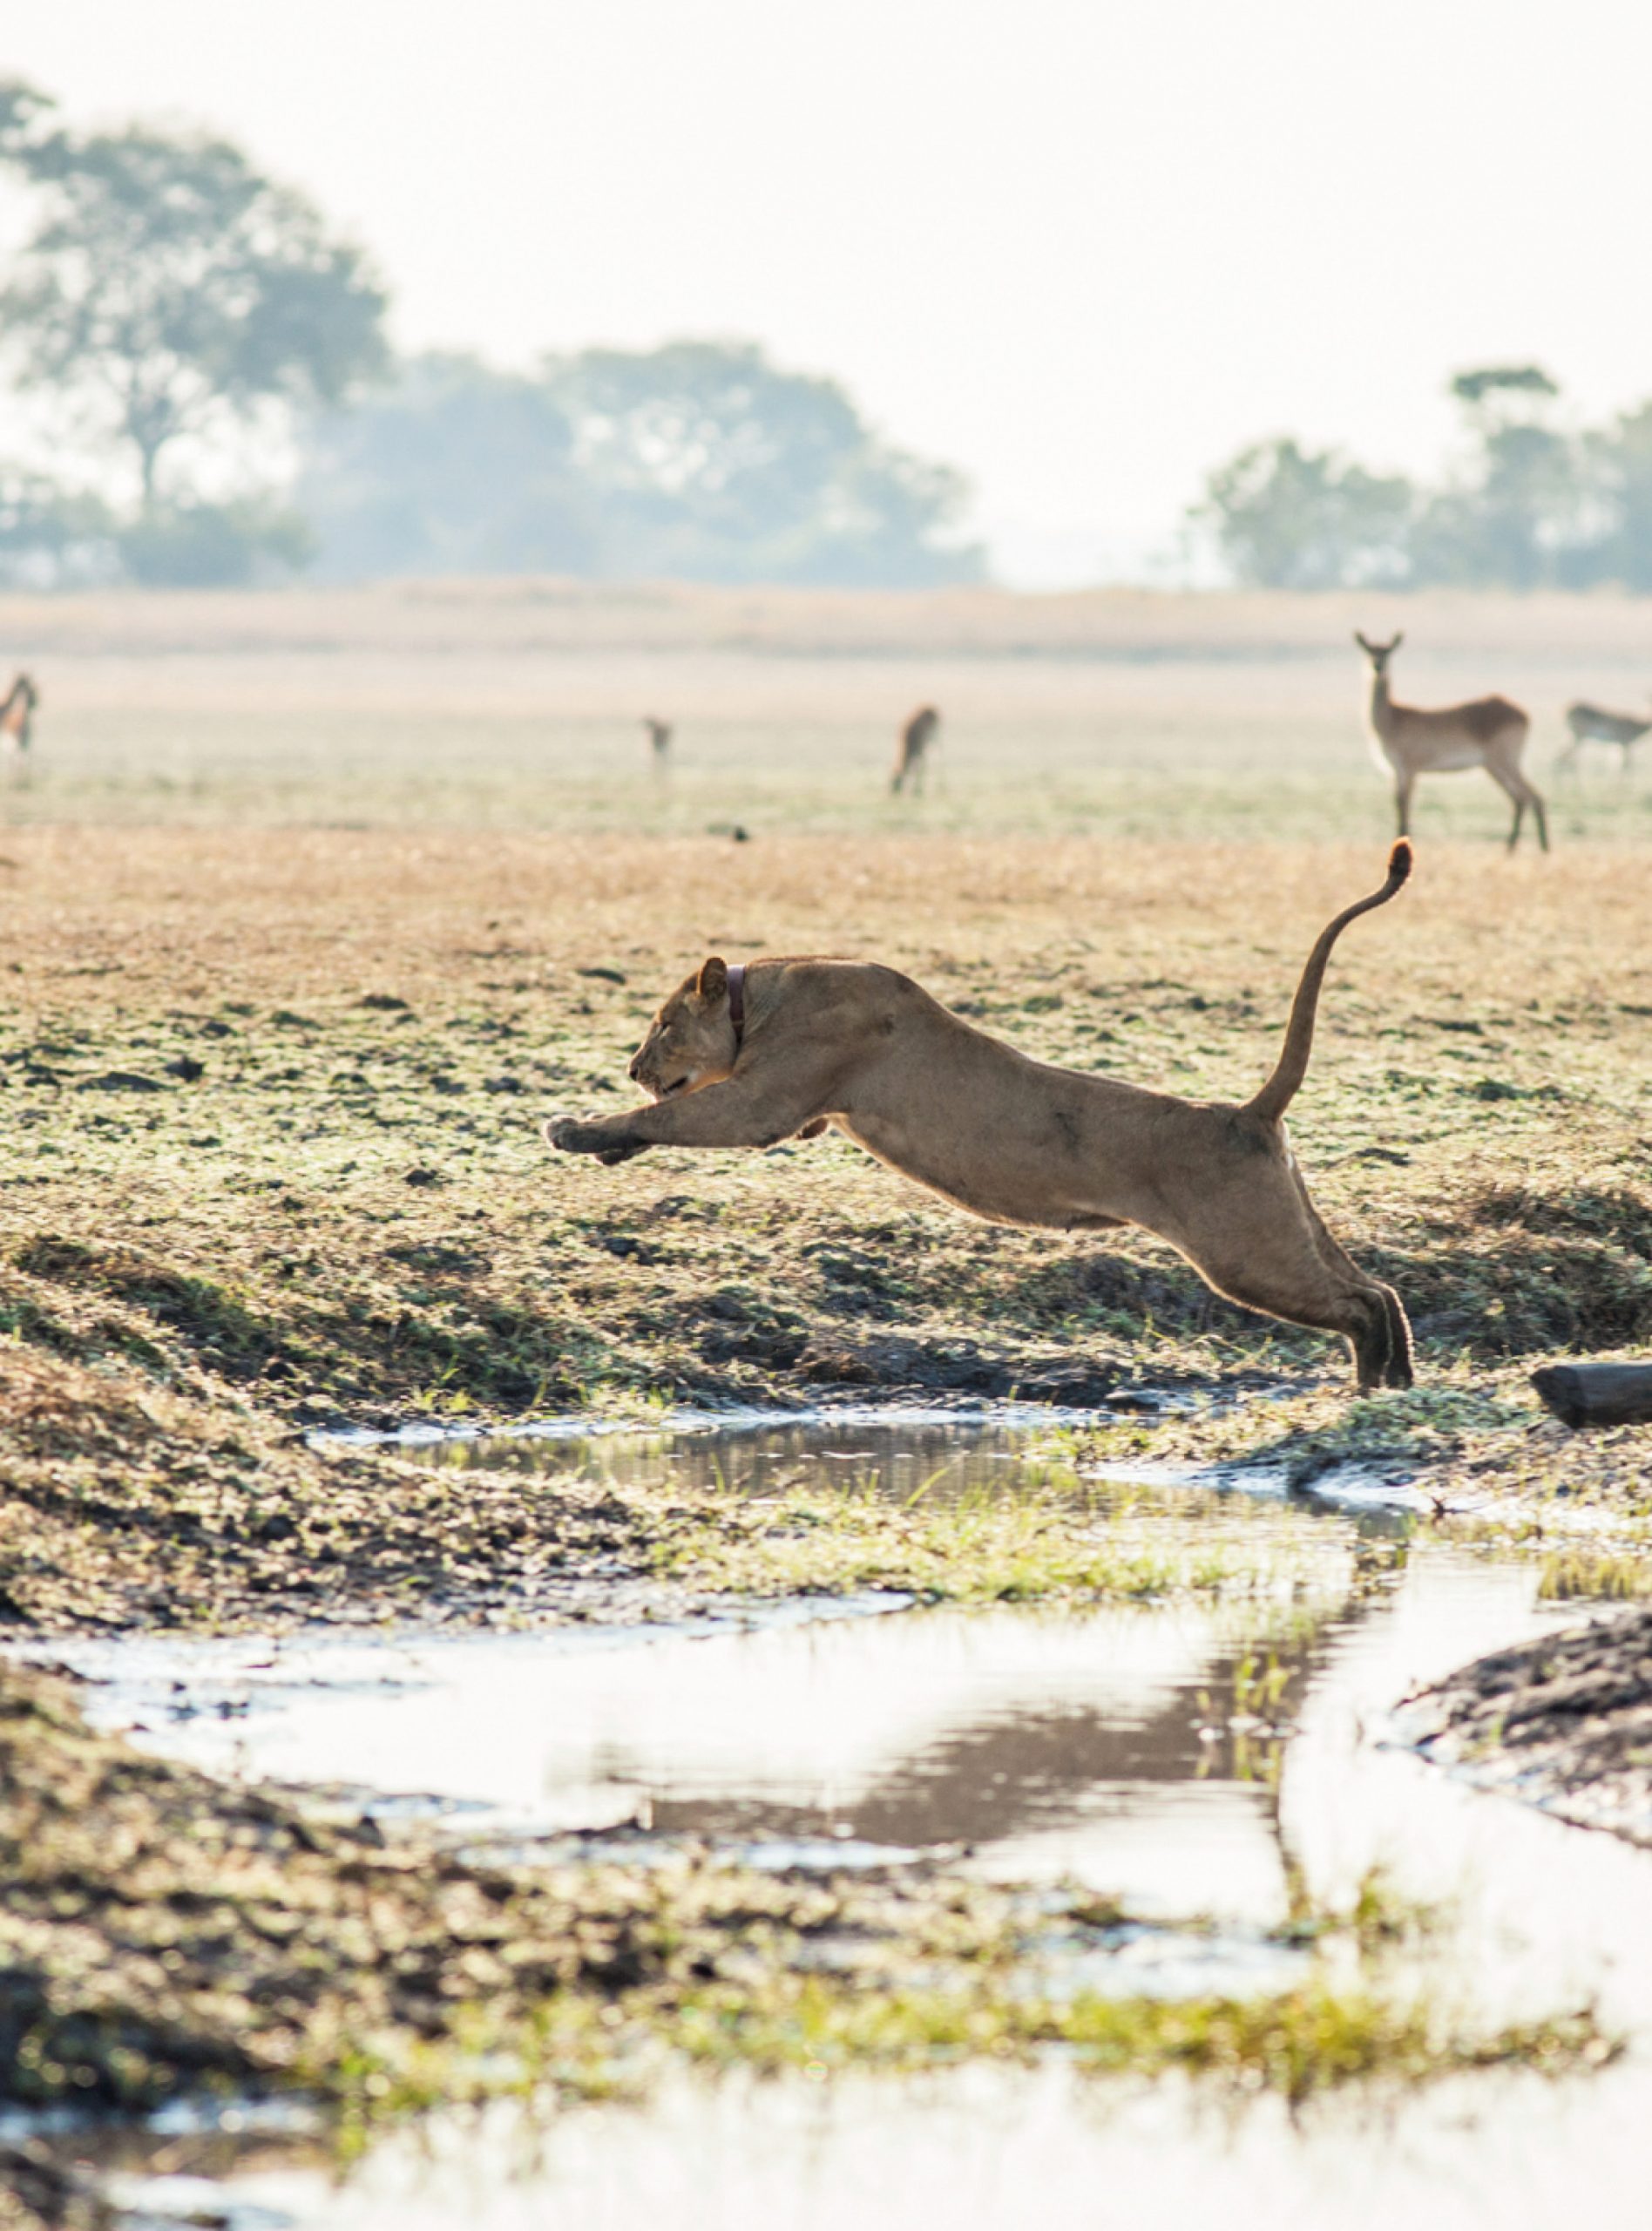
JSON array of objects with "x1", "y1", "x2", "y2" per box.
[
  {"x1": 297, "y1": 346, "x2": 981, "y2": 588},
  {"x1": 0, "y1": 80, "x2": 980, "y2": 591},
  {"x1": 1194, "y1": 367, "x2": 1652, "y2": 592}
]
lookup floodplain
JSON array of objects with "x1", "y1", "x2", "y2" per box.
[{"x1": 0, "y1": 582, "x2": 1648, "y2": 2228}]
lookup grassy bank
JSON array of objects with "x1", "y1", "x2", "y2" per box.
[{"x1": 0, "y1": 825, "x2": 1645, "y2": 1631}]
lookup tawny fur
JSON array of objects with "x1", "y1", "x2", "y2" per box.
[
  {"x1": 890, "y1": 705, "x2": 939, "y2": 795},
  {"x1": 547, "y1": 844, "x2": 1417, "y2": 1391},
  {"x1": 1355, "y1": 632, "x2": 1546, "y2": 852}
]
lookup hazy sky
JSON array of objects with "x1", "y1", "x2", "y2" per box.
[{"x1": 7, "y1": 0, "x2": 1652, "y2": 583}]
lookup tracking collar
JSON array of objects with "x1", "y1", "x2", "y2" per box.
[{"x1": 728, "y1": 962, "x2": 747, "y2": 1044}]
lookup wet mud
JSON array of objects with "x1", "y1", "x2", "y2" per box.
[{"x1": 1404, "y1": 1602, "x2": 1652, "y2": 1844}]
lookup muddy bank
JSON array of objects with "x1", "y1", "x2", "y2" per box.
[
  {"x1": 0, "y1": 824, "x2": 1647, "y2": 1643},
  {"x1": 6, "y1": 1461, "x2": 1646, "y2": 2228},
  {"x1": 1405, "y1": 1606, "x2": 1652, "y2": 1845}
]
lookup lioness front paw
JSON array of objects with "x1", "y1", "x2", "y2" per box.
[
  {"x1": 544, "y1": 1116, "x2": 605, "y2": 1154},
  {"x1": 544, "y1": 1116, "x2": 648, "y2": 1164}
]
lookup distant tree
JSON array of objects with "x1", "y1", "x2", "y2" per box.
[
  {"x1": 0, "y1": 76, "x2": 387, "y2": 557},
  {"x1": 1193, "y1": 365, "x2": 1652, "y2": 594},
  {"x1": 0, "y1": 465, "x2": 115, "y2": 588},
  {"x1": 0, "y1": 77, "x2": 52, "y2": 159},
  {"x1": 1448, "y1": 363, "x2": 1561, "y2": 418},
  {"x1": 298, "y1": 355, "x2": 599, "y2": 580},
  {"x1": 115, "y1": 498, "x2": 314, "y2": 589},
  {"x1": 1573, "y1": 402, "x2": 1652, "y2": 592},
  {"x1": 541, "y1": 340, "x2": 984, "y2": 587},
  {"x1": 1192, "y1": 437, "x2": 1414, "y2": 590},
  {"x1": 1412, "y1": 364, "x2": 1588, "y2": 588},
  {"x1": 295, "y1": 340, "x2": 983, "y2": 587}
]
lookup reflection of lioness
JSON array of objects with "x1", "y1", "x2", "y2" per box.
[{"x1": 547, "y1": 844, "x2": 1415, "y2": 1389}]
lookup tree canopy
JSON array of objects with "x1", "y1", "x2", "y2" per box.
[
  {"x1": 1192, "y1": 438, "x2": 1413, "y2": 592},
  {"x1": 298, "y1": 356, "x2": 599, "y2": 580},
  {"x1": 0, "y1": 81, "x2": 982, "y2": 593},
  {"x1": 301, "y1": 342, "x2": 984, "y2": 588},
  {"x1": 1195, "y1": 366, "x2": 1652, "y2": 592},
  {"x1": 0, "y1": 76, "x2": 386, "y2": 580},
  {"x1": 1449, "y1": 363, "x2": 1560, "y2": 416}
]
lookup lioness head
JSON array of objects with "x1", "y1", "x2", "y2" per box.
[{"x1": 627, "y1": 956, "x2": 738, "y2": 1099}]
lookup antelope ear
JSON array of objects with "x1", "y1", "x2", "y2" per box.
[
  {"x1": 1354, "y1": 631, "x2": 1372, "y2": 652},
  {"x1": 696, "y1": 956, "x2": 728, "y2": 1002},
  {"x1": 1390, "y1": 630, "x2": 1405, "y2": 650}
]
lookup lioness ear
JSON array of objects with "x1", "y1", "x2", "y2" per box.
[{"x1": 697, "y1": 956, "x2": 728, "y2": 1003}]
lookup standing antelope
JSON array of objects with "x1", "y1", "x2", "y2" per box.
[
  {"x1": 1354, "y1": 633, "x2": 1547, "y2": 852},
  {"x1": 0, "y1": 673, "x2": 37, "y2": 770},
  {"x1": 1560, "y1": 699, "x2": 1650, "y2": 774},
  {"x1": 642, "y1": 717, "x2": 672, "y2": 775},
  {"x1": 890, "y1": 703, "x2": 939, "y2": 795}
]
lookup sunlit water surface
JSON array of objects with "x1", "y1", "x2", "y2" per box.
[{"x1": 12, "y1": 1410, "x2": 1652, "y2": 2231}]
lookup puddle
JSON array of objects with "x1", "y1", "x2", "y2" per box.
[
  {"x1": 315, "y1": 1399, "x2": 1188, "y2": 1489},
  {"x1": 17, "y1": 1413, "x2": 1652, "y2": 2230},
  {"x1": 321, "y1": 1397, "x2": 1437, "y2": 1522}
]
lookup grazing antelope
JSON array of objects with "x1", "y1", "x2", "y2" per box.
[
  {"x1": 0, "y1": 673, "x2": 37, "y2": 770},
  {"x1": 1560, "y1": 699, "x2": 1650, "y2": 774},
  {"x1": 890, "y1": 703, "x2": 939, "y2": 795},
  {"x1": 642, "y1": 716, "x2": 672, "y2": 772},
  {"x1": 1354, "y1": 633, "x2": 1547, "y2": 852}
]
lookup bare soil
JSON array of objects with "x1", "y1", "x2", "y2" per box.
[{"x1": 1405, "y1": 1608, "x2": 1652, "y2": 1845}]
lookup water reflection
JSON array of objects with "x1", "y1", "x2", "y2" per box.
[
  {"x1": 19, "y1": 1414, "x2": 1652, "y2": 2231},
  {"x1": 416, "y1": 1406, "x2": 1170, "y2": 1501}
]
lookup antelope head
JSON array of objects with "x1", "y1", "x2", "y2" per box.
[{"x1": 1353, "y1": 632, "x2": 1403, "y2": 676}]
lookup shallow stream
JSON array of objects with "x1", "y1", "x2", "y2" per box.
[{"x1": 12, "y1": 1409, "x2": 1652, "y2": 2229}]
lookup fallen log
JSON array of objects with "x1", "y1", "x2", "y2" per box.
[{"x1": 1530, "y1": 1362, "x2": 1652, "y2": 1430}]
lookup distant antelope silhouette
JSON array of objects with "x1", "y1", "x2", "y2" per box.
[
  {"x1": 1560, "y1": 698, "x2": 1650, "y2": 774},
  {"x1": 890, "y1": 704, "x2": 939, "y2": 796},
  {"x1": 1355, "y1": 633, "x2": 1547, "y2": 851},
  {"x1": 0, "y1": 673, "x2": 37, "y2": 768}
]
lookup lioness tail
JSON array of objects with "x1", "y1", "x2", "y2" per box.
[{"x1": 1244, "y1": 841, "x2": 1412, "y2": 1127}]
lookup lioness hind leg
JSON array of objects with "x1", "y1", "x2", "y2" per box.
[
  {"x1": 1207, "y1": 1258, "x2": 1412, "y2": 1394},
  {"x1": 1376, "y1": 1285, "x2": 1414, "y2": 1389},
  {"x1": 1337, "y1": 1281, "x2": 1413, "y2": 1392},
  {"x1": 1297, "y1": 1185, "x2": 1413, "y2": 1391},
  {"x1": 1188, "y1": 1186, "x2": 1413, "y2": 1394}
]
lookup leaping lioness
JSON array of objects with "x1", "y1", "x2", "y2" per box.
[{"x1": 547, "y1": 844, "x2": 1415, "y2": 1390}]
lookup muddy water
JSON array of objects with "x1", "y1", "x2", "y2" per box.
[{"x1": 23, "y1": 1410, "x2": 1652, "y2": 2230}]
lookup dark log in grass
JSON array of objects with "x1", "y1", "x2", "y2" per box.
[{"x1": 1531, "y1": 1363, "x2": 1652, "y2": 1430}]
